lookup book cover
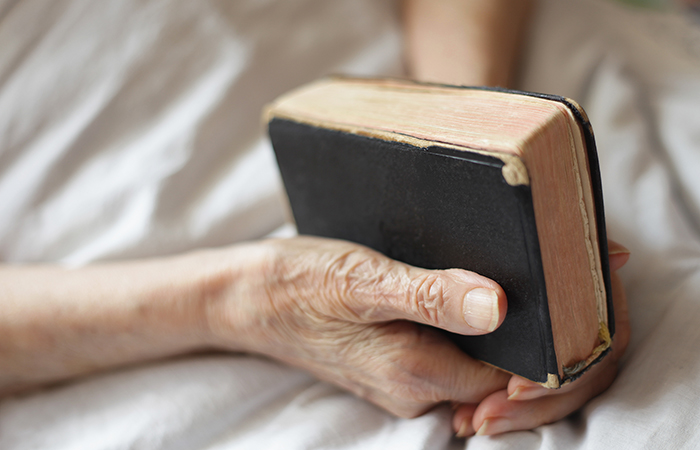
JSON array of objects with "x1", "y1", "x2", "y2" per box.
[{"x1": 266, "y1": 78, "x2": 613, "y2": 387}]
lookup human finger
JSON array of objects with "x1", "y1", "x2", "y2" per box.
[
  {"x1": 504, "y1": 335, "x2": 618, "y2": 402},
  {"x1": 303, "y1": 237, "x2": 507, "y2": 335},
  {"x1": 224, "y1": 237, "x2": 510, "y2": 419},
  {"x1": 465, "y1": 270, "x2": 629, "y2": 435},
  {"x1": 505, "y1": 242, "x2": 630, "y2": 402},
  {"x1": 471, "y1": 366, "x2": 616, "y2": 436},
  {"x1": 449, "y1": 358, "x2": 617, "y2": 435},
  {"x1": 447, "y1": 238, "x2": 627, "y2": 417},
  {"x1": 298, "y1": 321, "x2": 510, "y2": 419},
  {"x1": 452, "y1": 403, "x2": 478, "y2": 437},
  {"x1": 607, "y1": 239, "x2": 630, "y2": 272}
]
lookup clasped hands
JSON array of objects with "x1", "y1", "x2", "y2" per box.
[{"x1": 204, "y1": 236, "x2": 630, "y2": 437}]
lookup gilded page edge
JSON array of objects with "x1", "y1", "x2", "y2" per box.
[{"x1": 266, "y1": 110, "x2": 530, "y2": 187}]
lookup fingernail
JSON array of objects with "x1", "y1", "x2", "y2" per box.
[
  {"x1": 476, "y1": 417, "x2": 513, "y2": 436},
  {"x1": 608, "y1": 242, "x2": 630, "y2": 255},
  {"x1": 507, "y1": 386, "x2": 547, "y2": 401},
  {"x1": 456, "y1": 418, "x2": 473, "y2": 438},
  {"x1": 608, "y1": 243, "x2": 631, "y2": 272},
  {"x1": 464, "y1": 288, "x2": 499, "y2": 332}
]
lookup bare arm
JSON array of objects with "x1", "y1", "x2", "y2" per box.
[
  {"x1": 0, "y1": 237, "x2": 511, "y2": 418},
  {"x1": 403, "y1": 0, "x2": 534, "y2": 87},
  {"x1": 0, "y1": 236, "x2": 628, "y2": 433},
  {"x1": 1, "y1": 2, "x2": 630, "y2": 436},
  {"x1": 0, "y1": 251, "x2": 216, "y2": 394}
]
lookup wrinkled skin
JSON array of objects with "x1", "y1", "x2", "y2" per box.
[
  {"x1": 205, "y1": 237, "x2": 510, "y2": 418},
  {"x1": 204, "y1": 236, "x2": 630, "y2": 434}
]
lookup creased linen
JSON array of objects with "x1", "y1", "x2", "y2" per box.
[{"x1": 1, "y1": 0, "x2": 699, "y2": 448}]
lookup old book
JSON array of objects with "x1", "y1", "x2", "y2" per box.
[{"x1": 265, "y1": 77, "x2": 614, "y2": 388}]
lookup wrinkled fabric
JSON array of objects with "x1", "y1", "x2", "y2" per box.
[{"x1": 1, "y1": 0, "x2": 699, "y2": 448}]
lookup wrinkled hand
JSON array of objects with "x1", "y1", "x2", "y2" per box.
[
  {"x1": 451, "y1": 241, "x2": 631, "y2": 436},
  {"x1": 205, "y1": 236, "x2": 510, "y2": 418},
  {"x1": 204, "y1": 236, "x2": 629, "y2": 432}
]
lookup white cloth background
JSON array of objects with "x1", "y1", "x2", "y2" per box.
[{"x1": 0, "y1": 0, "x2": 699, "y2": 448}]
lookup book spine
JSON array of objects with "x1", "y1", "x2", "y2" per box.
[{"x1": 512, "y1": 184, "x2": 560, "y2": 384}]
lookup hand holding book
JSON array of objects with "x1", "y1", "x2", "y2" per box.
[
  {"x1": 201, "y1": 235, "x2": 623, "y2": 427},
  {"x1": 204, "y1": 236, "x2": 512, "y2": 419},
  {"x1": 266, "y1": 75, "x2": 632, "y2": 436},
  {"x1": 203, "y1": 237, "x2": 627, "y2": 435},
  {"x1": 454, "y1": 246, "x2": 630, "y2": 436}
]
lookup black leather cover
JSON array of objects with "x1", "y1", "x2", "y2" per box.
[{"x1": 268, "y1": 87, "x2": 612, "y2": 384}]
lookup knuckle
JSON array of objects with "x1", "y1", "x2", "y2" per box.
[
  {"x1": 323, "y1": 249, "x2": 355, "y2": 297},
  {"x1": 406, "y1": 272, "x2": 446, "y2": 326},
  {"x1": 323, "y1": 248, "x2": 395, "y2": 320}
]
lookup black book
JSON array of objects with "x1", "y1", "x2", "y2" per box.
[{"x1": 265, "y1": 77, "x2": 613, "y2": 388}]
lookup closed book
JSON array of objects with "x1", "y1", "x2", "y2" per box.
[{"x1": 265, "y1": 77, "x2": 613, "y2": 388}]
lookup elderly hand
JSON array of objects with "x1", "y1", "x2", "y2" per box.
[
  {"x1": 0, "y1": 235, "x2": 628, "y2": 435},
  {"x1": 0, "y1": 235, "x2": 509, "y2": 413},
  {"x1": 204, "y1": 236, "x2": 511, "y2": 418}
]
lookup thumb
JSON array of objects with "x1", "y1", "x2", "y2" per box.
[{"x1": 324, "y1": 247, "x2": 507, "y2": 335}]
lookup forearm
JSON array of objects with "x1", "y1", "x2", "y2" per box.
[
  {"x1": 0, "y1": 236, "x2": 512, "y2": 420},
  {"x1": 402, "y1": 0, "x2": 534, "y2": 87},
  {"x1": 0, "y1": 248, "x2": 246, "y2": 394}
]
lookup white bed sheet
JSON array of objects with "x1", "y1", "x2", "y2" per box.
[{"x1": 1, "y1": 0, "x2": 699, "y2": 448}]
